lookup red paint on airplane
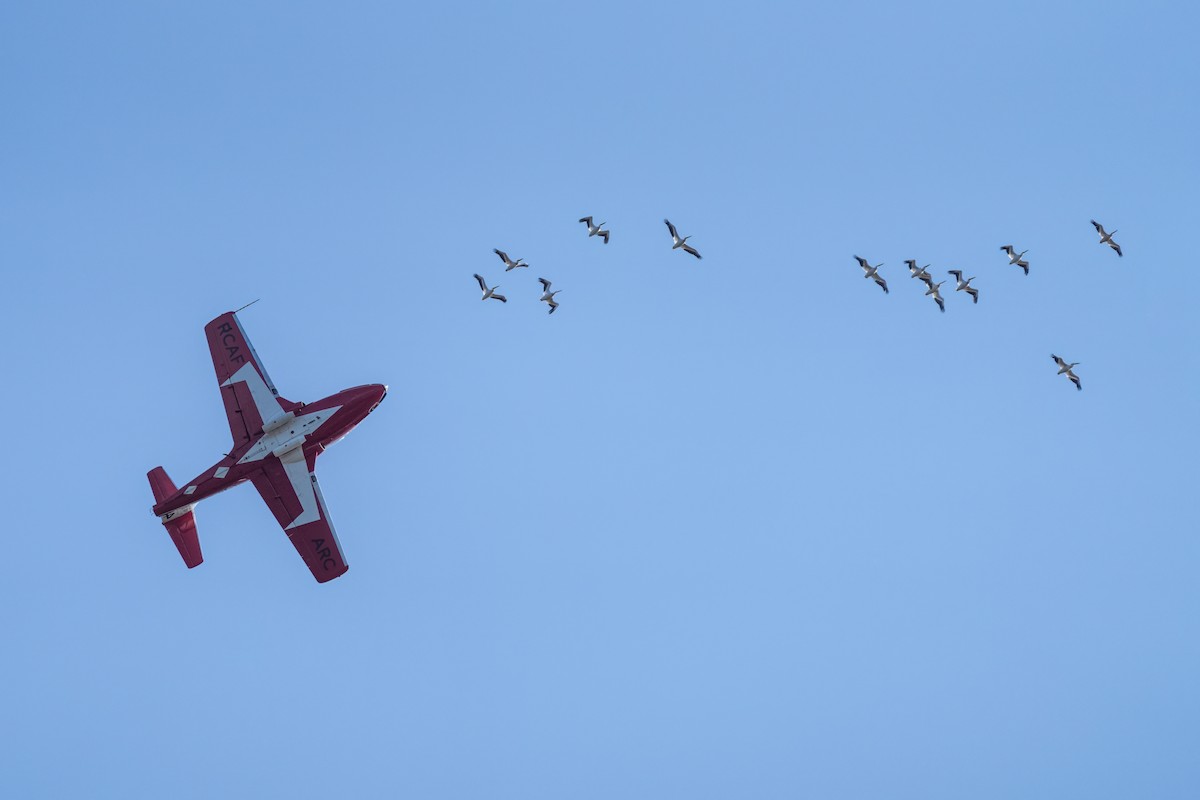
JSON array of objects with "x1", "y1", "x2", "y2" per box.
[{"x1": 147, "y1": 311, "x2": 386, "y2": 583}]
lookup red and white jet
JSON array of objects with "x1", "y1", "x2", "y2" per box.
[{"x1": 147, "y1": 310, "x2": 386, "y2": 583}]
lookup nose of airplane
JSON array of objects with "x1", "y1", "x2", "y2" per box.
[{"x1": 366, "y1": 383, "x2": 387, "y2": 411}]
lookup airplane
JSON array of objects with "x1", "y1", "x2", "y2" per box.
[{"x1": 147, "y1": 309, "x2": 387, "y2": 583}]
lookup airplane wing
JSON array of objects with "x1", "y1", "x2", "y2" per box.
[
  {"x1": 205, "y1": 311, "x2": 291, "y2": 448},
  {"x1": 250, "y1": 448, "x2": 349, "y2": 583}
]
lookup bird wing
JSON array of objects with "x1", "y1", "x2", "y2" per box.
[
  {"x1": 948, "y1": 269, "x2": 962, "y2": 280},
  {"x1": 474, "y1": 273, "x2": 488, "y2": 292},
  {"x1": 538, "y1": 278, "x2": 552, "y2": 291},
  {"x1": 921, "y1": 274, "x2": 935, "y2": 289},
  {"x1": 967, "y1": 287, "x2": 979, "y2": 302},
  {"x1": 493, "y1": 248, "x2": 509, "y2": 263},
  {"x1": 1000, "y1": 245, "x2": 1013, "y2": 253},
  {"x1": 1070, "y1": 375, "x2": 1082, "y2": 390},
  {"x1": 935, "y1": 297, "x2": 944, "y2": 312},
  {"x1": 579, "y1": 216, "x2": 593, "y2": 226},
  {"x1": 1111, "y1": 242, "x2": 1123, "y2": 257},
  {"x1": 492, "y1": 293, "x2": 507, "y2": 303},
  {"x1": 1091, "y1": 219, "x2": 1104, "y2": 234},
  {"x1": 904, "y1": 259, "x2": 916, "y2": 268},
  {"x1": 547, "y1": 297, "x2": 559, "y2": 309},
  {"x1": 664, "y1": 219, "x2": 678, "y2": 238},
  {"x1": 1051, "y1": 354, "x2": 1065, "y2": 367},
  {"x1": 875, "y1": 276, "x2": 888, "y2": 293},
  {"x1": 682, "y1": 244, "x2": 702, "y2": 259},
  {"x1": 853, "y1": 255, "x2": 869, "y2": 269}
]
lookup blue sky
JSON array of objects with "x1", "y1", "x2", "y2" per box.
[{"x1": 2, "y1": 1, "x2": 1199, "y2": 797}]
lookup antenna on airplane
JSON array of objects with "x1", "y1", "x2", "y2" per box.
[{"x1": 234, "y1": 299, "x2": 260, "y2": 314}]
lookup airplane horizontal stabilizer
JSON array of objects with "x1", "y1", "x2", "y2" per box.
[{"x1": 148, "y1": 467, "x2": 204, "y2": 569}]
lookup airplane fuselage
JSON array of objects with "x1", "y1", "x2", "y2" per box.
[{"x1": 153, "y1": 383, "x2": 386, "y2": 519}]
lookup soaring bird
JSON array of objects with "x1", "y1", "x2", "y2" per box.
[
  {"x1": 537, "y1": 277, "x2": 561, "y2": 315},
  {"x1": 925, "y1": 280, "x2": 946, "y2": 313},
  {"x1": 854, "y1": 256, "x2": 888, "y2": 294},
  {"x1": 1051, "y1": 354, "x2": 1082, "y2": 391},
  {"x1": 1091, "y1": 220, "x2": 1123, "y2": 257},
  {"x1": 578, "y1": 216, "x2": 610, "y2": 244},
  {"x1": 473, "y1": 273, "x2": 507, "y2": 303},
  {"x1": 664, "y1": 219, "x2": 702, "y2": 259},
  {"x1": 947, "y1": 269, "x2": 979, "y2": 304},
  {"x1": 1000, "y1": 245, "x2": 1030, "y2": 275},
  {"x1": 905, "y1": 259, "x2": 935, "y2": 288},
  {"x1": 493, "y1": 249, "x2": 528, "y2": 271}
]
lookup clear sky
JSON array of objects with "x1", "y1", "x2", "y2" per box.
[{"x1": 2, "y1": 1, "x2": 1198, "y2": 797}]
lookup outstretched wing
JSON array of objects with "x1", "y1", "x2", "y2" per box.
[
  {"x1": 493, "y1": 248, "x2": 509, "y2": 263},
  {"x1": 250, "y1": 449, "x2": 349, "y2": 583},
  {"x1": 474, "y1": 273, "x2": 488, "y2": 292},
  {"x1": 664, "y1": 219, "x2": 678, "y2": 238},
  {"x1": 205, "y1": 311, "x2": 291, "y2": 449},
  {"x1": 579, "y1": 216, "x2": 593, "y2": 226},
  {"x1": 682, "y1": 244, "x2": 702, "y2": 259},
  {"x1": 538, "y1": 277, "x2": 552, "y2": 291},
  {"x1": 853, "y1": 255, "x2": 869, "y2": 269},
  {"x1": 1091, "y1": 219, "x2": 1104, "y2": 234},
  {"x1": 948, "y1": 269, "x2": 962, "y2": 280}
]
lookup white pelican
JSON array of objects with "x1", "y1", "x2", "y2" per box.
[
  {"x1": 578, "y1": 216, "x2": 610, "y2": 244},
  {"x1": 664, "y1": 219, "x2": 702, "y2": 259},
  {"x1": 493, "y1": 249, "x2": 528, "y2": 271},
  {"x1": 947, "y1": 269, "x2": 979, "y2": 304},
  {"x1": 925, "y1": 280, "x2": 946, "y2": 312},
  {"x1": 853, "y1": 256, "x2": 888, "y2": 294},
  {"x1": 1051, "y1": 354, "x2": 1082, "y2": 391},
  {"x1": 1091, "y1": 220, "x2": 1122, "y2": 257},
  {"x1": 473, "y1": 273, "x2": 507, "y2": 303},
  {"x1": 1000, "y1": 245, "x2": 1030, "y2": 275},
  {"x1": 537, "y1": 277, "x2": 561, "y2": 315},
  {"x1": 905, "y1": 259, "x2": 935, "y2": 288}
]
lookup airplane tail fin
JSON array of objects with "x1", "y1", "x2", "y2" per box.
[{"x1": 147, "y1": 467, "x2": 204, "y2": 569}]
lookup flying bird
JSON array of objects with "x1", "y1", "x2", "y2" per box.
[
  {"x1": 1051, "y1": 354, "x2": 1082, "y2": 391},
  {"x1": 854, "y1": 256, "x2": 888, "y2": 294},
  {"x1": 947, "y1": 270, "x2": 979, "y2": 304},
  {"x1": 1090, "y1": 220, "x2": 1122, "y2": 257},
  {"x1": 905, "y1": 259, "x2": 935, "y2": 288},
  {"x1": 664, "y1": 219, "x2": 702, "y2": 259},
  {"x1": 1000, "y1": 245, "x2": 1030, "y2": 275},
  {"x1": 578, "y1": 216, "x2": 610, "y2": 244},
  {"x1": 925, "y1": 280, "x2": 946, "y2": 313},
  {"x1": 473, "y1": 273, "x2": 507, "y2": 303},
  {"x1": 537, "y1": 278, "x2": 561, "y2": 315},
  {"x1": 493, "y1": 249, "x2": 528, "y2": 271}
]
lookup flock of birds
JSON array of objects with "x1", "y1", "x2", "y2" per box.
[
  {"x1": 473, "y1": 215, "x2": 1124, "y2": 392},
  {"x1": 472, "y1": 217, "x2": 701, "y2": 315}
]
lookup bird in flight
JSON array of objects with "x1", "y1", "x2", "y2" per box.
[
  {"x1": 1090, "y1": 220, "x2": 1123, "y2": 257},
  {"x1": 925, "y1": 280, "x2": 946, "y2": 313},
  {"x1": 473, "y1": 273, "x2": 507, "y2": 303},
  {"x1": 664, "y1": 219, "x2": 702, "y2": 259},
  {"x1": 493, "y1": 249, "x2": 528, "y2": 271},
  {"x1": 578, "y1": 216, "x2": 610, "y2": 244},
  {"x1": 1000, "y1": 245, "x2": 1030, "y2": 275},
  {"x1": 905, "y1": 259, "x2": 935, "y2": 288},
  {"x1": 854, "y1": 256, "x2": 888, "y2": 294},
  {"x1": 537, "y1": 278, "x2": 561, "y2": 315},
  {"x1": 1051, "y1": 354, "x2": 1082, "y2": 391},
  {"x1": 947, "y1": 270, "x2": 979, "y2": 304}
]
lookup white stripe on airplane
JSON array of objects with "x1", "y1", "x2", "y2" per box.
[{"x1": 222, "y1": 362, "x2": 341, "y2": 529}]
